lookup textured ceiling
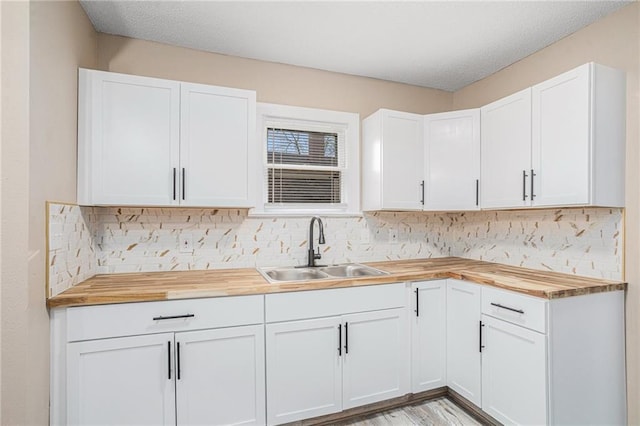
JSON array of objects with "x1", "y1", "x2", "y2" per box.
[{"x1": 79, "y1": 1, "x2": 629, "y2": 92}]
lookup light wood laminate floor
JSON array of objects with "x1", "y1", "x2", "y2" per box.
[{"x1": 333, "y1": 398, "x2": 482, "y2": 426}]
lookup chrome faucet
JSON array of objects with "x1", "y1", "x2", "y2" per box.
[{"x1": 306, "y1": 216, "x2": 326, "y2": 267}]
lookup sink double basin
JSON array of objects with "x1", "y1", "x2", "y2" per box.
[{"x1": 258, "y1": 263, "x2": 388, "y2": 283}]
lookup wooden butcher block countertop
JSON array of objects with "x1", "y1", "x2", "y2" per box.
[{"x1": 47, "y1": 257, "x2": 626, "y2": 308}]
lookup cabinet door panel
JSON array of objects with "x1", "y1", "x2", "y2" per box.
[
  {"x1": 446, "y1": 279, "x2": 482, "y2": 407},
  {"x1": 175, "y1": 325, "x2": 265, "y2": 426},
  {"x1": 88, "y1": 71, "x2": 180, "y2": 206},
  {"x1": 180, "y1": 83, "x2": 255, "y2": 207},
  {"x1": 424, "y1": 110, "x2": 480, "y2": 210},
  {"x1": 342, "y1": 308, "x2": 409, "y2": 409},
  {"x1": 480, "y1": 88, "x2": 532, "y2": 209},
  {"x1": 381, "y1": 111, "x2": 424, "y2": 210},
  {"x1": 411, "y1": 280, "x2": 447, "y2": 392},
  {"x1": 532, "y1": 65, "x2": 590, "y2": 206},
  {"x1": 67, "y1": 333, "x2": 175, "y2": 426},
  {"x1": 266, "y1": 317, "x2": 342, "y2": 425},
  {"x1": 481, "y1": 315, "x2": 547, "y2": 425}
]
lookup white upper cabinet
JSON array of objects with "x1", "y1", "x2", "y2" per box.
[
  {"x1": 362, "y1": 109, "x2": 424, "y2": 211},
  {"x1": 481, "y1": 63, "x2": 625, "y2": 209},
  {"x1": 78, "y1": 69, "x2": 181, "y2": 206},
  {"x1": 180, "y1": 82, "x2": 255, "y2": 207},
  {"x1": 480, "y1": 88, "x2": 532, "y2": 209},
  {"x1": 424, "y1": 109, "x2": 480, "y2": 210},
  {"x1": 531, "y1": 63, "x2": 625, "y2": 207},
  {"x1": 78, "y1": 69, "x2": 256, "y2": 207}
]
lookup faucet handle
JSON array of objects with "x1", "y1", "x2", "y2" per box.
[{"x1": 314, "y1": 247, "x2": 322, "y2": 260}]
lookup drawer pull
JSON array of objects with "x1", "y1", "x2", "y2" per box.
[
  {"x1": 490, "y1": 302, "x2": 524, "y2": 314},
  {"x1": 152, "y1": 314, "x2": 195, "y2": 321},
  {"x1": 415, "y1": 288, "x2": 419, "y2": 317}
]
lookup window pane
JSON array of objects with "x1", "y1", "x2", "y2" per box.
[
  {"x1": 267, "y1": 128, "x2": 338, "y2": 167},
  {"x1": 268, "y1": 168, "x2": 341, "y2": 203}
]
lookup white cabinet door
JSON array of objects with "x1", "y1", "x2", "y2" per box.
[
  {"x1": 381, "y1": 110, "x2": 425, "y2": 210},
  {"x1": 180, "y1": 83, "x2": 256, "y2": 207},
  {"x1": 532, "y1": 65, "x2": 590, "y2": 207},
  {"x1": 67, "y1": 333, "x2": 176, "y2": 426},
  {"x1": 175, "y1": 325, "x2": 265, "y2": 426},
  {"x1": 481, "y1": 315, "x2": 547, "y2": 425},
  {"x1": 424, "y1": 109, "x2": 480, "y2": 210},
  {"x1": 266, "y1": 317, "x2": 342, "y2": 425},
  {"x1": 480, "y1": 88, "x2": 532, "y2": 209},
  {"x1": 363, "y1": 109, "x2": 423, "y2": 211},
  {"x1": 78, "y1": 69, "x2": 180, "y2": 206},
  {"x1": 411, "y1": 280, "x2": 447, "y2": 393},
  {"x1": 446, "y1": 279, "x2": 482, "y2": 407},
  {"x1": 342, "y1": 308, "x2": 409, "y2": 409}
]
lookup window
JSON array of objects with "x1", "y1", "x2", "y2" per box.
[{"x1": 254, "y1": 104, "x2": 360, "y2": 215}]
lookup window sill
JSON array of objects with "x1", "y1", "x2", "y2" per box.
[{"x1": 248, "y1": 209, "x2": 363, "y2": 218}]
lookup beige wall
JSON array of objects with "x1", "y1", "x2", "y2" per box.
[
  {"x1": 0, "y1": 1, "x2": 97, "y2": 424},
  {"x1": 97, "y1": 34, "x2": 453, "y2": 119},
  {"x1": 453, "y1": 3, "x2": 640, "y2": 422},
  {"x1": 1, "y1": 2, "x2": 30, "y2": 423}
]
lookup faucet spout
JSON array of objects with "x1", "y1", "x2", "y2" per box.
[{"x1": 307, "y1": 216, "x2": 326, "y2": 267}]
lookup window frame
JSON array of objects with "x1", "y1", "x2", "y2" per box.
[{"x1": 252, "y1": 103, "x2": 360, "y2": 216}]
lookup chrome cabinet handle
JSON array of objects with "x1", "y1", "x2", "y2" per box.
[
  {"x1": 420, "y1": 180, "x2": 425, "y2": 205},
  {"x1": 479, "y1": 321, "x2": 485, "y2": 352},
  {"x1": 522, "y1": 170, "x2": 529, "y2": 201}
]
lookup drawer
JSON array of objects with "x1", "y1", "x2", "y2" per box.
[
  {"x1": 481, "y1": 287, "x2": 547, "y2": 333},
  {"x1": 67, "y1": 295, "x2": 264, "y2": 342},
  {"x1": 265, "y1": 283, "x2": 405, "y2": 323}
]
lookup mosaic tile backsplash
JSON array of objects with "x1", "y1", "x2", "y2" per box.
[
  {"x1": 47, "y1": 203, "x2": 96, "y2": 297},
  {"x1": 47, "y1": 204, "x2": 623, "y2": 296}
]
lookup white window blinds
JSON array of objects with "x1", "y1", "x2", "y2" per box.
[{"x1": 266, "y1": 127, "x2": 346, "y2": 205}]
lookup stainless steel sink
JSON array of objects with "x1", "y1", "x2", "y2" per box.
[
  {"x1": 258, "y1": 263, "x2": 388, "y2": 283},
  {"x1": 318, "y1": 264, "x2": 387, "y2": 278},
  {"x1": 263, "y1": 268, "x2": 330, "y2": 282}
]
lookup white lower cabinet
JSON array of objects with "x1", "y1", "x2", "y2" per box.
[
  {"x1": 67, "y1": 333, "x2": 176, "y2": 426},
  {"x1": 446, "y1": 279, "x2": 482, "y2": 406},
  {"x1": 54, "y1": 295, "x2": 266, "y2": 426},
  {"x1": 175, "y1": 326, "x2": 266, "y2": 426},
  {"x1": 54, "y1": 280, "x2": 626, "y2": 426},
  {"x1": 265, "y1": 317, "x2": 343, "y2": 424},
  {"x1": 411, "y1": 280, "x2": 447, "y2": 392},
  {"x1": 264, "y1": 283, "x2": 409, "y2": 425},
  {"x1": 480, "y1": 315, "x2": 547, "y2": 425},
  {"x1": 342, "y1": 309, "x2": 409, "y2": 409}
]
